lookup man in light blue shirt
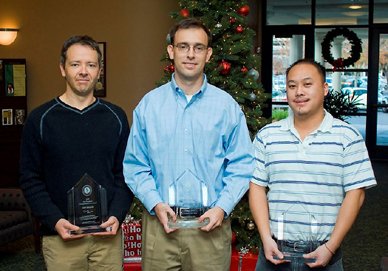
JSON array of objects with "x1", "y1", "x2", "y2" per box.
[{"x1": 123, "y1": 18, "x2": 254, "y2": 271}]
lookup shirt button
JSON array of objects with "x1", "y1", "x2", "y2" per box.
[
  {"x1": 184, "y1": 149, "x2": 188, "y2": 152},
  {"x1": 184, "y1": 129, "x2": 188, "y2": 132}
]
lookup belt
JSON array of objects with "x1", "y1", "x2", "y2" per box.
[
  {"x1": 171, "y1": 206, "x2": 209, "y2": 218},
  {"x1": 273, "y1": 236, "x2": 326, "y2": 252},
  {"x1": 274, "y1": 237, "x2": 326, "y2": 249},
  {"x1": 273, "y1": 236, "x2": 342, "y2": 264}
]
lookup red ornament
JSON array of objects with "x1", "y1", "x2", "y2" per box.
[
  {"x1": 237, "y1": 5, "x2": 250, "y2": 16},
  {"x1": 179, "y1": 9, "x2": 189, "y2": 18},
  {"x1": 164, "y1": 64, "x2": 175, "y2": 73},
  {"x1": 219, "y1": 61, "x2": 231, "y2": 75},
  {"x1": 231, "y1": 232, "x2": 236, "y2": 244},
  {"x1": 241, "y1": 67, "x2": 248, "y2": 73},
  {"x1": 229, "y1": 17, "x2": 236, "y2": 24},
  {"x1": 236, "y1": 26, "x2": 244, "y2": 34}
]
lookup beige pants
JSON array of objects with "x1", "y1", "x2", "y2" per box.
[
  {"x1": 42, "y1": 230, "x2": 123, "y2": 271},
  {"x1": 142, "y1": 210, "x2": 232, "y2": 271}
]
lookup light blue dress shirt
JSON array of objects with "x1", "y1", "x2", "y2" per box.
[{"x1": 123, "y1": 75, "x2": 254, "y2": 216}]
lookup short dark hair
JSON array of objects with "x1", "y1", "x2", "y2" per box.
[
  {"x1": 169, "y1": 18, "x2": 212, "y2": 47},
  {"x1": 60, "y1": 35, "x2": 102, "y2": 67},
  {"x1": 286, "y1": 58, "x2": 326, "y2": 83}
]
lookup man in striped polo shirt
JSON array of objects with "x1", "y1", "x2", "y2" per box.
[{"x1": 249, "y1": 59, "x2": 376, "y2": 270}]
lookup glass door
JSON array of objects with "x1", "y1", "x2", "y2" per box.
[
  {"x1": 366, "y1": 28, "x2": 388, "y2": 159},
  {"x1": 261, "y1": 27, "x2": 314, "y2": 120},
  {"x1": 376, "y1": 33, "x2": 388, "y2": 146}
]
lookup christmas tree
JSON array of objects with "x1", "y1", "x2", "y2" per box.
[
  {"x1": 159, "y1": 0, "x2": 268, "y2": 137},
  {"x1": 130, "y1": 0, "x2": 269, "y2": 254}
]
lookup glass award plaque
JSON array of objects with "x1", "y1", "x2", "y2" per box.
[
  {"x1": 67, "y1": 173, "x2": 108, "y2": 235},
  {"x1": 273, "y1": 204, "x2": 318, "y2": 263},
  {"x1": 168, "y1": 170, "x2": 210, "y2": 228}
]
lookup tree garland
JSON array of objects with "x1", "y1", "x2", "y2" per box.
[{"x1": 321, "y1": 27, "x2": 362, "y2": 71}]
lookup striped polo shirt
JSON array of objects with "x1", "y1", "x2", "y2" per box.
[{"x1": 251, "y1": 110, "x2": 376, "y2": 242}]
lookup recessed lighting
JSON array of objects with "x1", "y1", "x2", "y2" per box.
[
  {"x1": 349, "y1": 5, "x2": 362, "y2": 9},
  {"x1": 342, "y1": 11, "x2": 367, "y2": 17}
]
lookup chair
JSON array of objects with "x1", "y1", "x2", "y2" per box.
[{"x1": 0, "y1": 188, "x2": 41, "y2": 253}]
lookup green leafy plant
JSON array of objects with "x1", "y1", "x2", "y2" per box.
[
  {"x1": 271, "y1": 108, "x2": 288, "y2": 122},
  {"x1": 324, "y1": 89, "x2": 362, "y2": 121}
]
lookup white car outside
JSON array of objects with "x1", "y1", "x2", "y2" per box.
[
  {"x1": 342, "y1": 87, "x2": 388, "y2": 112},
  {"x1": 342, "y1": 87, "x2": 368, "y2": 110}
]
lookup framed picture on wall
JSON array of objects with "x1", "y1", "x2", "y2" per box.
[
  {"x1": 2, "y1": 109, "x2": 13, "y2": 125},
  {"x1": 4, "y1": 64, "x2": 27, "y2": 97},
  {"x1": 14, "y1": 109, "x2": 26, "y2": 125},
  {"x1": 94, "y1": 42, "x2": 106, "y2": 97}
]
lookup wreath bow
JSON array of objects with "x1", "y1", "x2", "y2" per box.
[{"x1": 333, "y1": 58, "x2": 344, "y2": 72}]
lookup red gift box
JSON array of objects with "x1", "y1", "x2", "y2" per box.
[
  {"x1": 122, "y1": 222, "x2": 258, "y2": 271},
  {"x1": 123, "y1": 245, "x2": 258, "y2": 271},
  {"x1": 122, "y1": 220, "x2": 142, "y2": 263},
  {"x1": 230, "y1": 246, "x2": 258, "y2": 271},
  {"x1": 123, "y1": 262, "x2": 141, "y2": 271}
]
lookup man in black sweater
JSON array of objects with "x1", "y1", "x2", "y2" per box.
[{"x1": 19, "y1": 35, "x2": 133, "y2": 271}]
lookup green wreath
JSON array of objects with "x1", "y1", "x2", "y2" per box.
[{"x1": 321, "y1": 27, "x2": 362, "y2": 70}]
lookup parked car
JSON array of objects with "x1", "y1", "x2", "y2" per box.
[
  {"x1": 359, "y1": 78, "x2": 388, "y2": 92},
  {"x1": 326, "y1": 77, "x2": 332, "y2": 88},
  {"x1": 342, "y1": 87, "x2": 387, "y2": 111},
  {"x1": 342, "y1": 87, "x2": 368, "y2": 110},
  {"x1": 272, "y1": 89, "x2": 287, "y2": 102},
  {"x1": 381, "y1": 94, "x2": 388, "y2": 113},
  {"x1": 342, "y1": 78, "x2": 365, "y2": 88}
]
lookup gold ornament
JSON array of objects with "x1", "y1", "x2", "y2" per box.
[{"x1": 247, "y1": 221, "x2": 255, "y2": 230}]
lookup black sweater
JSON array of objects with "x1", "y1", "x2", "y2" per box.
[{"x1": 19, "y1": 97, "x2": 133, "y2": 235}]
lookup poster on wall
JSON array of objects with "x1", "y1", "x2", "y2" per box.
[
  {"x1": 14, "y1": 109, "x2": 26, "y2": 125},
  {"x1": 2, "y1": 109, "x2": 13, "y2": 125},
  {"x1": 5, "y1": 64, "x2": 26, "y2": 96}
]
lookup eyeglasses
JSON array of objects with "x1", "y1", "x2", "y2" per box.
[{"x1": 173, "y1": 43, "x2": 208, "y2": 54}]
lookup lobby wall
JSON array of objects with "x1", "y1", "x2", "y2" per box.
[{"x1": 0, "y1": 0, "x2": 179, "y2": 121}]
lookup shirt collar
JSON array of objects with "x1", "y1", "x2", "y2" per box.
[
  {"x1": 318, "y1": 109, "x2": 334, "y2": 133},
  {"x1": 281, "y1": 108, "x2": 333, "y2": 133},
  {"x1": 170, "y1": 73, "x2": 208, "y2": 96}
]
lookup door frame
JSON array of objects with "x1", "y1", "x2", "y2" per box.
[
  {"x1": 261, "y1": 25, "x2": 315, "y2": 118},
  {"x1": 260, "y1": 0, "x2": 388, "y2": 160},
  {"x1": 366, "y1": 27, "x2": 388, "y2": 160}
]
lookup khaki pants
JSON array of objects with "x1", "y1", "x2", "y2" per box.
[
  {"x1": 142, "y1": 210, "x2": 232, "y2": 271},
  {"x1": 42, "y1": 230, "x2": 123, "y2": 271}
]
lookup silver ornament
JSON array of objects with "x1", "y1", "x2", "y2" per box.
[{"x1": 248, "y1": 69, "x2": 259, "y2": 80}]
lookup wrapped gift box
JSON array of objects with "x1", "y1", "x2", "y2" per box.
[
  {"x1": 122, "y1": 218, "x2": 142, "y2": 264},
  {"x1": 123, "y1": 262, "x2": 141, "y2": 271},
  {"x1": 230, "y1": 246, "x2": 258, "y2": 271},
  {"x1": 122, "y1": 222, "x2": 258, "y2": 271}
]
